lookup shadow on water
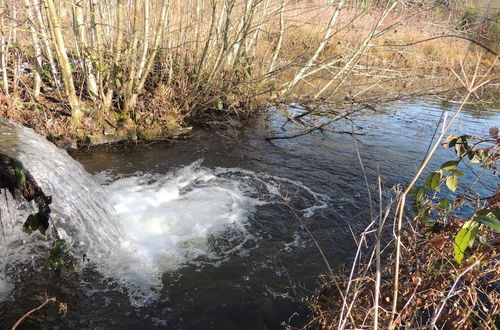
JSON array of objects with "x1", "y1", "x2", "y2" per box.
[{"x1": 1, "y1": 99, "x2": 499, "y2": 329}]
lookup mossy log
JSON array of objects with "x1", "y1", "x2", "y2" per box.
[{"x1": 0, "y1": 153, "x2": 52, "y2": 234}]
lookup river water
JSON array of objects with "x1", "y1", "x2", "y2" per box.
[{"x1": 0, "y1": 99, "x2": 498, "y2": 329}]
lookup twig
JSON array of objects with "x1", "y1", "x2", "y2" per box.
[
  {"x1": 338, "y1": 218, "x2": 377, "y2": 330},
  {"x1": 374, "y1": 174, "x2": 383, "y2": 330},
  {"x1": 431, "y1": 261, "x2": 480, "y2": 327},
  {"x1": 11, "y1": 297, "x2": 57, "y2": 330},
  {"x1": 374, "y1": 34, "x2": 498, "y2": 57},
  {"x1": 266, "y1": 106, "x2": 369, "y2": 140}
]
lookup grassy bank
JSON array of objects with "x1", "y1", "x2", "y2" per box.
[{"x1": 0, "y1": 0, "x2": 498, "y2": 147}]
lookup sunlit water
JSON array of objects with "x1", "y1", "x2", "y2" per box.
[{"x1": 0, "y1": 98, "x2": 499, "y2": 329}]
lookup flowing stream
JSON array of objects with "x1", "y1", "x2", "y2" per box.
[{"x1": 0, "y1": 99, "x2": 499, "y2": 329}]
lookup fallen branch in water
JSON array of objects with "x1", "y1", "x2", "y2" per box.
[
  {"x1": 332, "y1": 130, "x2": 366, "y2": 135},
  {"x1": 11, "y1": 296, "x2": 67, "y2": 330},
  {"x1": 266, "y1": 106, "x2": 372, "y2": 140}
]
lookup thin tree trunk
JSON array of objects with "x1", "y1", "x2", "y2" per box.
[
  {"x1": 197, "y1": 0, "x2": 218, "y2": 75},
  {"x1": 74, "y1": 0, "x2": 98, "y2": 99},
  {"x1": 284, "y1": 0, "x2": 345, "y2": 94},
  {"x1": 24, "y1": 0, "x2": 43, "y2": 98},
  {"x1": 11, "y1": 3, "x2": 19, "y2": 95},
  {"x1": 32, "y1": 0, "x2": 61, "y2": 90},
  {"x1": 231, "y1": 0, "x2": 258, "y2": 73},
  {"x1": 123, "y1": 0, "x2": 142, "y2": 113},
  {"x1": 89, "y1": 0, "x2": 105, "y2": 100},
  {"x1": 104, "y1": 0, "x2": 125, "y2": 109},
  {"x1": 193, "y1": 0, "x2": 202, "y2": 64},
  {"x1": 316, "y1": 1, "x2": 397, "y2": 99},
  {"x1": 0, "y1": 0, "x2": 9, "y2": 96},
  {"x1": 249, "y1": 0, "x2": 269, "y2": 58},
  {"x1": 124, "y1": 0, "x2": 170, "y2": 113},
  {"x1": 229, "y1": 0, "x2": 251, "y2": 65},
  {"x1": 43, "y1": 0, "x2": 82, "y2": 123},
  {"x1": 204, "y1": 0, "x2": 226, "y2": 64},
  {"x1": 136, "y1": 0, "x2": 150, "y2": 83},
  {"x1": 269, "y1": 0, "x2": 286, "y2": 73}
]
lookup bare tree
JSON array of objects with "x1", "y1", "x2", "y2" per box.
[{"x1": 43, "y1": 0, "x2": 82, "y2": 122}]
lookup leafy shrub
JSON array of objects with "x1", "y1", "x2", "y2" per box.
[{"x1": 414, "y1": 127, "x2": 500, "y2": 264}]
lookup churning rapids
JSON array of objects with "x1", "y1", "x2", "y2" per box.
[
  {"x1": 0, "y1": 99, "x2": 499, "y2": 329},
  {"x1": 0, "y1": 119, "x2": 328, "y2": 308}
]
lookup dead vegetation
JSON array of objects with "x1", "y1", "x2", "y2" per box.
[
  {"x1": 307, "y1": 213, "x2": 499, "y2": 329},
  {"x1": 11, "y1": 296, "x2": 67, "y2": 330},
  {"x1": 294, "y1": 58, "x2": 500, "y2": 329},
  {"x1": 0, "y1": 0, "x2": 498, "y2": 145}
]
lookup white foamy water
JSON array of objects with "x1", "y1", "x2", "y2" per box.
[
  {"x1": 0, "y1": 120, "x2": 328, "y2": 306},
  {"x1": 95, "y1": 160, "x2": 329, "y2": 306},
  {"x1": 96, "y1": 162, "x2": 261, "y2": 305},
  {"x1": 0, "y1": 119, "x2": 120, "y2": 302}
]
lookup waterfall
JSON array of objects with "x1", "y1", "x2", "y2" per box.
[
  {"x1": 0, "y1": 119, "x2": 120, "y2": 301},
  {"x1": 0, "y1": 120, "x2": 328, "y2": 306}
]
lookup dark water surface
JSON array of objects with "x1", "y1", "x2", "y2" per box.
[{"x1": 1, "y1": 99, "x2": 499, "y2": 329}]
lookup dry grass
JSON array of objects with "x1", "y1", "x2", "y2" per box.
[
  {"x1": 307, "y1": 214, "x2": 499, "y2": 329},
  {"x1": 293, "y1": 59, "x2": 500, "y2": 329},
  {"x1": 0, "y1": 0, "x2": 499, "y2": 144}
]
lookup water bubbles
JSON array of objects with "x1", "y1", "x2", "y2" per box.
[
  {"x1": 94, "y1": 160, "x2": 329, "y2": 306},
  {"x1": 0, "y1": 271, "x2": 14, "y2": 302},
  {"x1": 0, "y1": 119, "x2": 329, "y2": 307}
]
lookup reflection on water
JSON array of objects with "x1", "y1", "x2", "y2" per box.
[{"x1": 1, "y1": 99, "x2": 499, "y2": 329}]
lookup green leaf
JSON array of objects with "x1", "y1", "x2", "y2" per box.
[
  {"x1": 475, "y1": 215, "x2": 500, "y2": 232},
  {"x1": 451, "y1": 169, "x2": 464, "y2": 176},
  {"x1": 46, "y1": 239, "x2": 68, "y2": 272},
  {"x1": 421, "y1": 218, "x2": 435, "y2": 228},
  {"x1": 414, "y1": 186, "x2": 425, "y2": 203},
  {"x1": 438, "y1": 198, "x2": 449, "y2": 209},
  {"x1": 15, "y1": 167, "x2": 26, "y2": 187},
  {"x1": 443, "y1": 134, "x2": 458, "y2": 148},
  {"x1": 441, "y1": 160, "x2": 459, "y2": 171},
  {"x1": 446, "y1": 175, "x2": 459, "y2": 192},
  {"x1": 454, "y1": 221, "x2": 480, "y2": 264},
  {"x1": 454, "y1": 137, "x2": 469, "y2": 158},
  {"x1": 425, "y1": 171, "x2": 441, "y2": 191},
  {"x1": 217, "y1": 100, "x2": 223, "y2": 110},
  {"x1": 469, "y1": 151, "x2": 481, "y2": 164},
  {"x1": 23, "y1": 212, "x2": 49, "y2": 235}
]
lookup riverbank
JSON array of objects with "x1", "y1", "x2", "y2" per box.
[
  {"x1": 302, "y1": 96, "x2": 500, "y2": 328},
  {"x1": 1, "y1": 93, "x2": 499, "y2": 328},
  {"x1": 1, "y1": 1, "x2": 499, "y2": 147},
  {"x1": 307, "y1": 206, "x2": 499, "y2": 328}
]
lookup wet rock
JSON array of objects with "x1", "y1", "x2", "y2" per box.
[{"x1": 0, "y1": 153, "x2": 52, "y2": 234}]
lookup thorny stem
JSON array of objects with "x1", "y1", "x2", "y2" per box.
[{"x1": 389, "y1": 89, "x2": 473, "y2": 329}]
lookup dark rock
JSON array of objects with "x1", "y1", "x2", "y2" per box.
[{"x1": 0, "y1": 153, "x2": 52, "y2": 234}]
